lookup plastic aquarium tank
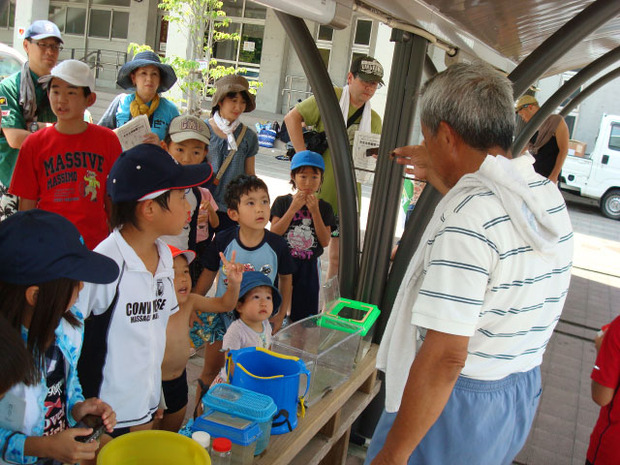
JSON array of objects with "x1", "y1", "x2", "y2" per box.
[{"x1": 271, "y1": 314, "x2": 361, "y2": 406}]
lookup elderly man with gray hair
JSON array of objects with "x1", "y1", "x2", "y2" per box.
[{"x1": 365, "y1": 63, "x2": 574, "y2": 465}]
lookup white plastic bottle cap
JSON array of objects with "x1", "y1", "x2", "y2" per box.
[{"x1": 192, "y1": 431, "x2": 211, "y2": 449}]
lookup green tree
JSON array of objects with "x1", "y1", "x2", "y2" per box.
[{"x1": 154, "y1": 0, "x2": 260, "y2": 115}]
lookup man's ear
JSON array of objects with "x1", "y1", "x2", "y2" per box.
[
  {"x1": 25, "y1": 285, "x2": 40, "y2": 307},
  {"x1": 160, "y1": 140, "x2": 169, "y2": 151},
  {"x1": 227, "y1": 208, "x2": 239, "y2": 222},
  {"x1": 346, "y1": 72, "x2": 354, "y2": 86},
  {"x1": 23, "y1": 39, "x2": 30, "y2": 55}
]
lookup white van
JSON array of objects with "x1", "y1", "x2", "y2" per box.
[{"x1": 560, "y1": 114, "x2": 620, "y2": 220}]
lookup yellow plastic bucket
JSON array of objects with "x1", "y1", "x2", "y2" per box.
[{"x1": 97, "y1": 430, "x2": 210, "y2": 465}]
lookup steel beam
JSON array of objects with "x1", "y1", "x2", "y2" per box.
[
  {"x1": 274, "y1": 11, "x2": 360, "y2": 297},
  {"x1": 560, "y1": 67, "x2": 620, "y2": 117},
  {"x1": 374, "y1": 183, "x2": 443, "y2": 341},
  {"x1": 509, "y1": 0, "x2": 620, "y2": 98},
  {"x1": 513, "y1": 46, "x2": 620, "y2": 156},
  {"x1": 356, "y1": 32, "x2": 429, "y2": 306}
]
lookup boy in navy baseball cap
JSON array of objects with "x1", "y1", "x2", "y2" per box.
[{"x1": 76, "y1": 143, "x2": 212, "y2": 437}]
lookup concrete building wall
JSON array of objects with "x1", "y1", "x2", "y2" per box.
[{"x1": 255, "y1": 9, "x2": 288, "y2": 114}]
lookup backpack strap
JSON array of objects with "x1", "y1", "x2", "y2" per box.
[
  {"x1": 346, "y1": 104, "x2": 365, "y2": 128},
  {"x1": 213, "y1": 125, "x2": 248, "y2": 186}
]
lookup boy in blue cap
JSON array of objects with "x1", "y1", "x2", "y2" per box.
[
  {"x1": 76, "y1": 144, "x2": 212, "y2": 437},
  {"x1": 0, "y1": 20, "x2": 63, "y2": 220},
  {"x1": 271, "y1": 150, "x2": 336, "y2": 322}
]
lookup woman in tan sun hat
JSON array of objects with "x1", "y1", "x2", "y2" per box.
[
  {"x1": 515, "y1": 94, "x2": 569, "y2": 183},
  {"x1": 205, "y1": 74, "x2": 258, "y2": 231}
]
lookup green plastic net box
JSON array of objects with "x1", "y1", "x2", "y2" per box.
[{"x1": 319, "y1": 298, "x2": 380, "y2": 361}]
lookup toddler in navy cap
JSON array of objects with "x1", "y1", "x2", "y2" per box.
[
  {"x1": 0, "y1": 210, "x2": 118, "y2": 464},
  {"x1": 75, "y1": 144, "x2": 212, "y2": 436}
]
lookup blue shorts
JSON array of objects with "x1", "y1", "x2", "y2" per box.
[
  {"x1": 365, "y1": 366, "x2": 541, "y2": 465},
  {"x1": 189, "y1": 311, "x2": 230, "y2": 347}
]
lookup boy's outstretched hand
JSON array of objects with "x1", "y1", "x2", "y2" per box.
[{"x1": 220, "y1": 251, "x2": 244, "y2": 286}]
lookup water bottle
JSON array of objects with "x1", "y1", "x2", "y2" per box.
[{"x1": 211, "y1": 437, "x2": 232, "y2": 465}]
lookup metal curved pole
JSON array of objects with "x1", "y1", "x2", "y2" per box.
[
  {"x1": 509, "y1": 0, "x2": 620, "y2": 98},
  {"x1": 512, "y1": 46, "x2": 620, "y2": 156},
  {"x1": 274, "y1": 11, "x2": 360, "y2": 297},
  {"x1": 356, "y1": 32, "x2": 429, "y2": 305},
  {"x1": 375, "y1": 184, "x2": 443, "y2": 341},
  {"x1": 560, "y1": 67, "x2": 620, "y2": 117}
]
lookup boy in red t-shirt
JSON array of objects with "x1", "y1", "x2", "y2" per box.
[
  {"x1": 587, "y1": 315, "x2": 620, "y2": 465},
  {"x1": 9, "y1": 60, "x2": 121, "y2": 249}
]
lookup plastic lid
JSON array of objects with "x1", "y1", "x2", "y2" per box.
[
  {"x1": 191, "y1": 431, "x2": 210, "y2": 448},
  {"x1": 212, "y1": 437, "x2": 232, "y2": 453},
  {"x1": 203, "y1": 384, "x2": 277, "y2": 422}
]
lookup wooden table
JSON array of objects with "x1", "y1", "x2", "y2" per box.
[{"x1": 254, "y1": 344, "x2": 380, "y2": 465}]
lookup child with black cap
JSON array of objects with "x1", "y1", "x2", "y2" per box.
[
  {"x1": 0, "y1": 210, "x2": 119, "y2": 465},
  {"x1": 271, "y1": 150, "x2": 335, "y2": 322},
  {"x1": 76, "y1": 143, "x2": 212, "y2": 437}
]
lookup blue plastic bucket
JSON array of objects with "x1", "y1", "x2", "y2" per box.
[{"x1": 227, "y1": 347, "x2": 310, "y2": 435}]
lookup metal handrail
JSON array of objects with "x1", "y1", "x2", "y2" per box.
[
  {"x1": 64, "y1": 48, "x2": 128, "y2": 78},
  {"x1": 281, "y1": 74, "x2": 313, "y2": 110}
]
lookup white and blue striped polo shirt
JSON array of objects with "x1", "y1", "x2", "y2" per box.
[{"x1": 378, "y1": 155, "x2": 573, "y2": 412}]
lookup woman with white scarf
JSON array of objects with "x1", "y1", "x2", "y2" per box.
[{"x1": 206, "y1": 74, "x2": 258, "y2": 232}]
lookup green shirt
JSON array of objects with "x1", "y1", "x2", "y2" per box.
[
  {"x1": 0, "y1": 69, "x2": 56, "y2": 186},
  {"x1": 296, "y1": 86, "x2": 382, "y2": 215}
]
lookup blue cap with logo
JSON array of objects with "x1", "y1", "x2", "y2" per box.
[
  {"x1": 238, "y1": 271, "x2": 282, "y2": 316},
  {"x1": 24, "y1": 20, "x2": 63, "y2": 43},
  {"x1": 290, "y1": 150, "x2": 325, "y2": 171},
  {"x1": 107, "y1": 143, "x2": 213, "y2": 203},
  {"x1": 0, "y1": 210, "x2": 119, "y2": 285}
]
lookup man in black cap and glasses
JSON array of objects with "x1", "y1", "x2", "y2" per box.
[{"x1": 284, "y1": 55, "x2": 384, "y2": 281}]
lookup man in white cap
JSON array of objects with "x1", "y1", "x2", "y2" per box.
[
  {"x1": 0, "y1": 20, "x2": 63, "y2": 220},
  {"x1": 515, "y1": 94, "x2": 569, "y2": 184},
  {"x1": 284, "y1": 55, "x2": 384, "y2": 280}
]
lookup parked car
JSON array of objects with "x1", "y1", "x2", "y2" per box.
[
  {"x1": 0, "y1": 42, "x2": 25, "y2": 81},
  {"x1": 560, "y1": 114, "x2": 620, "y2": 220}
]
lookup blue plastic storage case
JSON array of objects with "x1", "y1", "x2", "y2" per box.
[{"x1": 201, "y1": 384, "x2": 277, "y2": 455}]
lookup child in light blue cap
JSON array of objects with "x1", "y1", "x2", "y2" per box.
[{"x1": 270, "y1": 151, "x2": 337, "y2": 322}]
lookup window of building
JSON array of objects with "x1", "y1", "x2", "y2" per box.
[
  {"x1": 0, "y1": 1, "x2": 15, "y2": 29},
  {"x1": 350, "y1": 18, "x2": 374, "y2": 69},
  {"x1": 211, "y1": 0, "x2": 266, "y2": 80},
  {"x1": 49, "y1": 1, "x2": 129, "y2": 40},
  {"x1": 316, "y1": 25, "x2": 333, "y2": 69},
  {"x1": 354, "y1": 19, "x2": 372, "y2": 46}
]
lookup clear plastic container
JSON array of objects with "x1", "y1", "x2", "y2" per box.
[
  {"x1": 271, "y1": 314, "x2": 362, "y2": 406},
  {"x1": 193, "y1": 410, "x2": 258, "y2": 465},
  {"x1": 211, "y1": 437, "x2": 232, "y2": 465}
]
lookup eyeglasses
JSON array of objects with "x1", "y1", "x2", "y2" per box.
[
  {"x1": 30, "y1": 40, "x2": 63, "y2": 53},
  {"x1": 516, "y1": 104, "x2": 531, "y2": 114},
  {"x1": 356, "y1": 76, "x2": 383, "y2": 89}
]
